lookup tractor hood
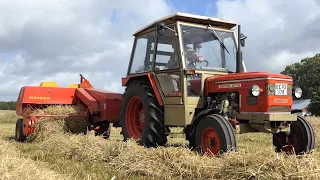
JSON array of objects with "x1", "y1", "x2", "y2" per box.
[
  {"x1": 206, "y1": 72, "x2": 292, "y2": 83},
  {"x1": 204, "y1": 72, "x2": 293, "y2": 97},
  {"x1": 204, "y1": 72, "x2": 296, "y2": 113}
]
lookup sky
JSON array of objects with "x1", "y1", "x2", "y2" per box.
[{"x1": 0, "y1": 0, "x2": 320, "y2": 101}]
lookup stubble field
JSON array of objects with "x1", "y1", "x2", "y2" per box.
[{"x1": 1, "y1": 109, "x2": 320, "y2": 180}]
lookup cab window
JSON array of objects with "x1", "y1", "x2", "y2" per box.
[
  {"x1": 154, "y1": 25, "x2": 179, "y2": 71},
  {"x1": 129, "y1": 31, "x2": 155, "y2": 74}
]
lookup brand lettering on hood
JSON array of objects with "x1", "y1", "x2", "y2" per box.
[
  {"x1": 274, "y1": 98, "x2": 288, "y2": 103},
  {"x1": 218, "y1": 83, "x2": 241, "y2": 88}
]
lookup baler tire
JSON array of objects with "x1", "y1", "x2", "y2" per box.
[
  {"x1": 272, "y1": 115, "x2": 315, "y2": 155},
  {"x1": 120, "y1": 80, "x2": 167, "y2": 147},
  {"x1": 15, "y1": 118, "x2": 26, "y2": 142},
  {"x1": 194, "y1": 114, "x2": 237, "y2": 156},
  {"x1": 94, "y1": 122, "x2": 111, "y2": 139}
]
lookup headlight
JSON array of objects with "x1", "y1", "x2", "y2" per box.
[
  {"x1": 294, "y1": 87, "x2": 302, "y2": 98},
  {"x1": 249, "y1": 85, "x2": 260, "y2": 96}
]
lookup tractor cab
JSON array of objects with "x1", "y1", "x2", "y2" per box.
[
  {"x1": 156, "y1": 20, "x2": 241, "y2": 73},
  {"x1": 125, "y1": 12, "x2": 247, "y2": 126}
]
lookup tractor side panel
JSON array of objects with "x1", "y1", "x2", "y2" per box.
[{"x1": 164, "y1": 105, "x2": 186, "y2": 126}]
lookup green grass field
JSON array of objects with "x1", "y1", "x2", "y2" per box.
[{"x1": 1, "y1": 110, "x2": 320, "y2": 180}]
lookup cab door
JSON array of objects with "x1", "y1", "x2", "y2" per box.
[{"x1": 152, "y1": 24, "x2": 186, "y2": 126}]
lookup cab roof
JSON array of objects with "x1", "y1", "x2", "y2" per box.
[{"x1": 133, "y1": 12, "x2": 237, "y2": 36}]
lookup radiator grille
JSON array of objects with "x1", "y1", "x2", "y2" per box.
[{"x1": 269, "y1": 106, "x2": 291, "y2": 112}]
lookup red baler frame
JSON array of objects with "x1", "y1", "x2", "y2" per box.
[{"x1": 16, "y1": 75, "x2": 123, "y2": 137}]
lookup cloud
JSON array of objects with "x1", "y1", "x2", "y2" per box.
[
  {"x1": 2, "y1": 0, "x2": 320, "y2": 101},
  {"x1": 210, "y1": 0, "x2": 320, "y2": 73},
  {"x1": 0, "y1": 0, "x2": 174, "y2": 101}
]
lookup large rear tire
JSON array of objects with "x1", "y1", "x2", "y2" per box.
[
  {"x1": 120, "y1": 80, "x2": 167, "y2": 147},
  {"x1": 273, "y1": 115, "x2": 315, "y2": 155},
  {"x1": 15, "y1": 118, "x2": 26, "y2": 142},
  {"x1": 194, "y1": 114, "x2": 237, "y2": 156}
]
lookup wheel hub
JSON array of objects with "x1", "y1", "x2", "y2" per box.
[
  {"x1": 125, "y1": 96, "x2": 145, "y2": 139},
  {"x1": 209, "y1": 137, "x2": 216, "y2": 148},
  {"x1": 201, "y1": 128, "x2": 220, "y2": 155},
  {"x1": 138, "y1": 109, "x2": 145, "y2": 131}
]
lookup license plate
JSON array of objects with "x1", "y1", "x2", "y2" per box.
[{"x1": 275, "y1": 84, "x2": 287, "y2": 96}]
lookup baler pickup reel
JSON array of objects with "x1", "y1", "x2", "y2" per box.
[{"x1": 23, "y1": 104, "x2": 89, "y2": 138}]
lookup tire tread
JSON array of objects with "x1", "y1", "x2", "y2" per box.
[{"x1": 120, "y1": 80, "x2": 167, "y2": 147}]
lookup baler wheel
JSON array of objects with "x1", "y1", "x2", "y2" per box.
[
  {"x1": 120, "y1": 80, "x2": 167, "y2": 147},
  {"x1": 94, "y1": 122, "x2": 111, "y2": 139},
  {"x1": 194, "y1": 114, "x2": 237, "y2": 156},
  {"x1": 15, "y1": 118, "x2": 26, "y2": 142},
  {"x1": 273, "y1": 115, "x2": 315, "y2": 155}
]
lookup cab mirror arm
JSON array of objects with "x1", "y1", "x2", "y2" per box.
[{"x1": 156, "y1": 22, "x2": 177, "y2": 36}]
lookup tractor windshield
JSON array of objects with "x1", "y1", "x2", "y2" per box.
[{"x1": 179, "y1": 24, "x2": 237, "y2": 72}]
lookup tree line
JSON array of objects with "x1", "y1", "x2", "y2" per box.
[
  {"x1": 0, "y1": 101, "x2": 16, "y2": 110},
  {"x1": 281, "y1": 53, "x2": 320, "y2": 116}
]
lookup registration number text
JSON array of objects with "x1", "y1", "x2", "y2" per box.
[{"x1": 275, "y1": 84, "x2": 287, "y2": 96}]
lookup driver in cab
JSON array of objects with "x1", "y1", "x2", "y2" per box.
[{"x1": 166, "y1": 36, "x2": 205, "y2": 69}]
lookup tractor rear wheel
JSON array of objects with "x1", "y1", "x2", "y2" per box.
[
  {"x1": 194, "y1": 114, "x2": 237, "y2": 156},
  {"x1": 272, "y1": 115, "x2": 315, "y2": 155},
  {"x1": 120, "y1": 80, "x2": 167, "y2": 147},
  {"x1": 15, "y1": 118, "x2": 26, "y2": 142}
]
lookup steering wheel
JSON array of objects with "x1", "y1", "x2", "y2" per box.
[{"x1": 187, "y1": 59, "x2": 209, "y2": 69}]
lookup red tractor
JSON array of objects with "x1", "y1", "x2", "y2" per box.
[
  {"x1": 119, "y1": 12, "x2": 314, "y2": 155},
  {"x1": 15, "y1": 12, "x2": 315, "y2": 156}
]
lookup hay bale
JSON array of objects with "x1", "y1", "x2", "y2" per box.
[{"x1": 27, "y1": 104, "x2": 90, "y2": 142}]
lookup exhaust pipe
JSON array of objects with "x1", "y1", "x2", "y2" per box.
[{"x1": 236, "y1": 25, "x2": 242, "y2": 73}]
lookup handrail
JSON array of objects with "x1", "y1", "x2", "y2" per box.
[{"x1": 80, "y1": 74, "x2": 94, "y2": 89}]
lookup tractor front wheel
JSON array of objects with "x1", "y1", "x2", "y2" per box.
[
  {"x1": 15, "y1": 118, "x2": 26, "y2": 142},
  {"x1": 273, "y1": 115, "x2": 315, "y2": 155},
  {"x1": 120, "y1": 80, "x2": 167, "y2": 147},
  {"x1": 194, "y1": 114, "x2": 237, "y2": 156}
]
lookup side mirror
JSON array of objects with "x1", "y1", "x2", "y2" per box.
[
  {"x1": 156, "y1": 22, "x2": 166, "y2": 36},
  {"x1": 240, "y1": 33, "x2": 247, "y2": 47}
]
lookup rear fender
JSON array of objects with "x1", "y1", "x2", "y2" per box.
[{"x1": 122, "y1": 74, "x2": 164, "y2": 106}]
